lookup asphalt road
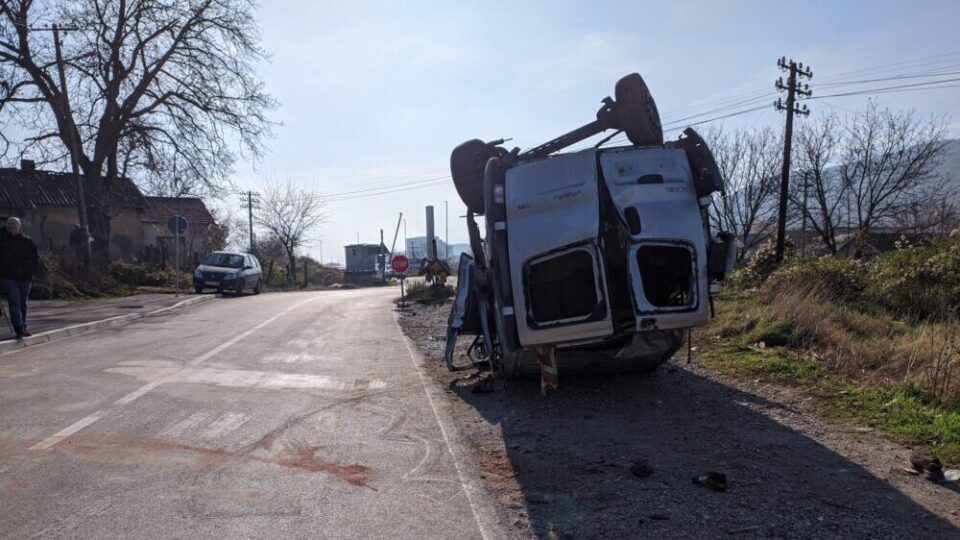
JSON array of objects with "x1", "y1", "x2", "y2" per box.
[{"x1": 0, "y1": 289, "x2": 502, "y2": 539}]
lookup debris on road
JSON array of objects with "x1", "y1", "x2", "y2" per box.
[
  {"x1": 910, "y1": 454, "x2": 960, "y2": 484},
  {"x1": 471, "y1": 376, "x2": 495, "y2": 394},
  {"x1": 693, "y1": 471, "x2": 728, "y2": 492},
  {"x1": 629, "y1": 459, "x2": 654, "y2": 478}
]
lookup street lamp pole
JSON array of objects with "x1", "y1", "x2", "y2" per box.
[{"x1": 444, "y1": 200, "x2": 448, "y2": 264}]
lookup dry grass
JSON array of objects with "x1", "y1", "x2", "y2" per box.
[{"x1": 757, "y1": 280, "x2": 960, "y2": 407}]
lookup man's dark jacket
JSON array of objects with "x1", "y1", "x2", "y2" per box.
[{"x1": 0, "y1": 232, "x2": 40, "y2": 281}]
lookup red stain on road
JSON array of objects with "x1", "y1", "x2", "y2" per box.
[
  {"x1": 37, "y1": 435, "x2": 371, "y2": 488},
  {"x1": 273, "y1": 445, "x2": 370, "y2": 487}
]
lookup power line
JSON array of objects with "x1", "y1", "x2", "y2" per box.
[
  {"x1": 313, "y1": 174, "x2": 451, "y2": 198},
  {"x1": 315, "y1": 178, "x2": 451, "y2": 203},
  {"x1": 806, "y1": 76, "x2": 960, "y2": 99},
  {"x1": 817, "y1": 69, "x2": 960, "y2": 88}
]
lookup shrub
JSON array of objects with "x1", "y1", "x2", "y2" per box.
[
  {"x1": 767, "y1": 256, "x2": 867, "y2": 304},
  {"x1": 863, "y1": 239, "x2": 960, "y2": 320},
  {"x1": 744, "y1": 237, "x2": 794, "y2": 284}
]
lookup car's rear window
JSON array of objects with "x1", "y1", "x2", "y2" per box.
[{"x1": 203, "y1": 253, "x2": 245, "y2": 268}]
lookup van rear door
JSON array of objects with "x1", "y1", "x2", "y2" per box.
[
  {"x1": 505, "y1": 150, "x2": 614, "y2": 346},
  {"x1": 598, "y1": 148, "x2": 710, "y2": 330}
]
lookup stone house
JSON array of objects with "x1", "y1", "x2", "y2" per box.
[
  {"x1": 140, "y1": 196, "x2": 219, "y2": 269},
  {"x1": 0, "y1": 160, "x2": 146, "y2": 261},
  {"x1": 0, "y1": 161, "x2": 221, "y2": 266}
]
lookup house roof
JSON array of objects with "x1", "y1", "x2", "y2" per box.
[
  {"x1": 0, "y1": 167, "x2": 147, "y2": 210},
  {"x1": 142, "y1": 196, "x2": 216, "y2": 226}
]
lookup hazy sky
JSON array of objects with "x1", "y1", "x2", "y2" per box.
[{"x1": 229, "y1": 0, "x2": 960, "y2": 263}]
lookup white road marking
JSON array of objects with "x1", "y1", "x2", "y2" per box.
[
  {"x1": 30, "y1": 296, "x2": 320, "y2": 452},
  {"x1": 106, "y1": 363, "x2": 387, "y2": 391},
  {"x1": 261, "y1": 352, "x2": 323, "y2": 364},
  {"x1": 161, "y1": 411, "x2": 215, "y2": 439},
  {"x1": 202, "y1": 412, "x2": 249, "y2": 439},
  {"x1": 394, "y1": 311, "x2": 495, "y2": 540},
  {"x1": 30, "y1": 411, "x2": 106, "y2": 451}
]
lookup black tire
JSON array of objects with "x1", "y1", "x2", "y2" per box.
[
  {"x1": 254, "y1": 279, "x2": 262, "y2": 295},
  {"x1": 615, "y1": 73, "x2": 663, "y2": 147},
  {"x1": 235, "y1": 281, "x2": 244, "y2": 296},
  {"x1": 450, "y1": 139, "x2": 492, "y2": 215}
]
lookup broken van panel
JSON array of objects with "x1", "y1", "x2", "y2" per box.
[{"x1": 445, "y1": 73, "x2": 734, "y2": 382}]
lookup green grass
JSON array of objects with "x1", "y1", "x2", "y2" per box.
[
  {"x1": 826, "y1": 385, "x2": 960, "y2": 464},
  {"x1": 698, "y1": 346, "x2": 823, "y2": 385}
]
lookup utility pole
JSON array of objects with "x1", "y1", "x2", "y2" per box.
[
  {"x1": 774, "y1": 57, "x2": 812, "y2": 262},
  {"x1": 51, "y1": 24, "x2": 93, "y2": 268},
  {"x1": 801, "y1": 173, "x2": 809, "y2": 257},
  {"x1": 444, "y1": 200, "x2": 449, "y2": 265},
  {"x1": 245, "y1": 191, "x2": 261, "y2": 253},
  {"x1": 379, "y1": 229, "x2": 386, "y2": 283}
]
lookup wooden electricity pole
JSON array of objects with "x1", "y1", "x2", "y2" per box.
[{"x1": 774, "y1": 57, "x2": 812, "y2": 262}]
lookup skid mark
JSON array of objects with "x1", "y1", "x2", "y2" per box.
[{"x1": 54, "y1": 434, "x2": 371, "y2": 487}]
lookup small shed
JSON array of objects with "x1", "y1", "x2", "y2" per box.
[{"x1": 344, "y1": 243, "x2": 382, "y2": 273}]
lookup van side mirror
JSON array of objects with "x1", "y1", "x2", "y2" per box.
[{"x1": 244, "y1": 265, "x2": 253, "y2": 270}]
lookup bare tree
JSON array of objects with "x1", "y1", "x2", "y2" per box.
[
  {"x1": 837, "y1": 102, "x2": 950, "y2": 255},
  {"x1": 254, "y1": 178, "x2": 325, "y2": 282},
  {"x1": 707, "y1": 126, "x2": 782, "y2": 261},
  {"x1": 789, "y1": 113, "x2": 845, "y2": 254},
  {"x1": 0, "y1": 0, "x2": 275, "y2": 264}
]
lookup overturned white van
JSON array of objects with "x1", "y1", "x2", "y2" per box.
[{"x1": 445, "y1": 73, "x2": 735, "y2": 382}]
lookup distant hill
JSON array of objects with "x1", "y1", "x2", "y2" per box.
[{"x1": 939, "y1": 139, "x2": 960, "y2": 195}]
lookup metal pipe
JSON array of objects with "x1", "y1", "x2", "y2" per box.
[{"x1": 426, "y1": 205, "x2": 435, "y2": 260}]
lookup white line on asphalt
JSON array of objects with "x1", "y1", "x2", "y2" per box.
[
  {"x1": 394, "y1": 311, "x2": 495, "y2": 540},
  {"x1": 30, "y1": 411, "x2": 107, "y2": 451},
  {"x1": 29, "y1": 296, "x2": 320, "y2": 452}
]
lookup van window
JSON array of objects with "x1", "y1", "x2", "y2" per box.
[
  {"x1": 525, "y1": 250, "x2": 598, "y2": 323},
  {"x1": 636, "y1": 245, "x2": 695, "y2": 307}
]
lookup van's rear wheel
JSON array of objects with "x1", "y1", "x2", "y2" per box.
[{"x1": 254, "y1": 279, "x2": 262, "y2": 295}]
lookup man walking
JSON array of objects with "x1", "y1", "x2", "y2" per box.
[{"x1": 0, "y1": 217, "x2": 39, "y2": 338}]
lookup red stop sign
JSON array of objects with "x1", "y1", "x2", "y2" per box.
[{"x1": 391, "y1": 255, "x2": 410, "y2": 273}]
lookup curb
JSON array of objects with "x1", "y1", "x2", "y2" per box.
[{"x1": 0, "y1": 294, "x2": 217, "y2": 353}]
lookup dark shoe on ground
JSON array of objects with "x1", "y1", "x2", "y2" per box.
[
  {"x1": 14, "y1": 327, "x2": 24, "y2": 339},
  {"x1": 21, "y1": 330, "x2": 31, "y2": 337}
]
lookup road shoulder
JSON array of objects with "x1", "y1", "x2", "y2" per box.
[{"x1": 398, "y1": 301, "x2": 960, "y2": 539}]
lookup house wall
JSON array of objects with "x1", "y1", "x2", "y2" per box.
[
  {"x1": 141, "y1": 220, "x2": 213, "y2": 269},
  {"x1": 0, "y1": 205, "x2": 143, "y2": 261}
]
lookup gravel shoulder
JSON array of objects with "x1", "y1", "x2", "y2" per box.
[{"x1": 398, "y1": 301, "x2": 960, "y2": 539}]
